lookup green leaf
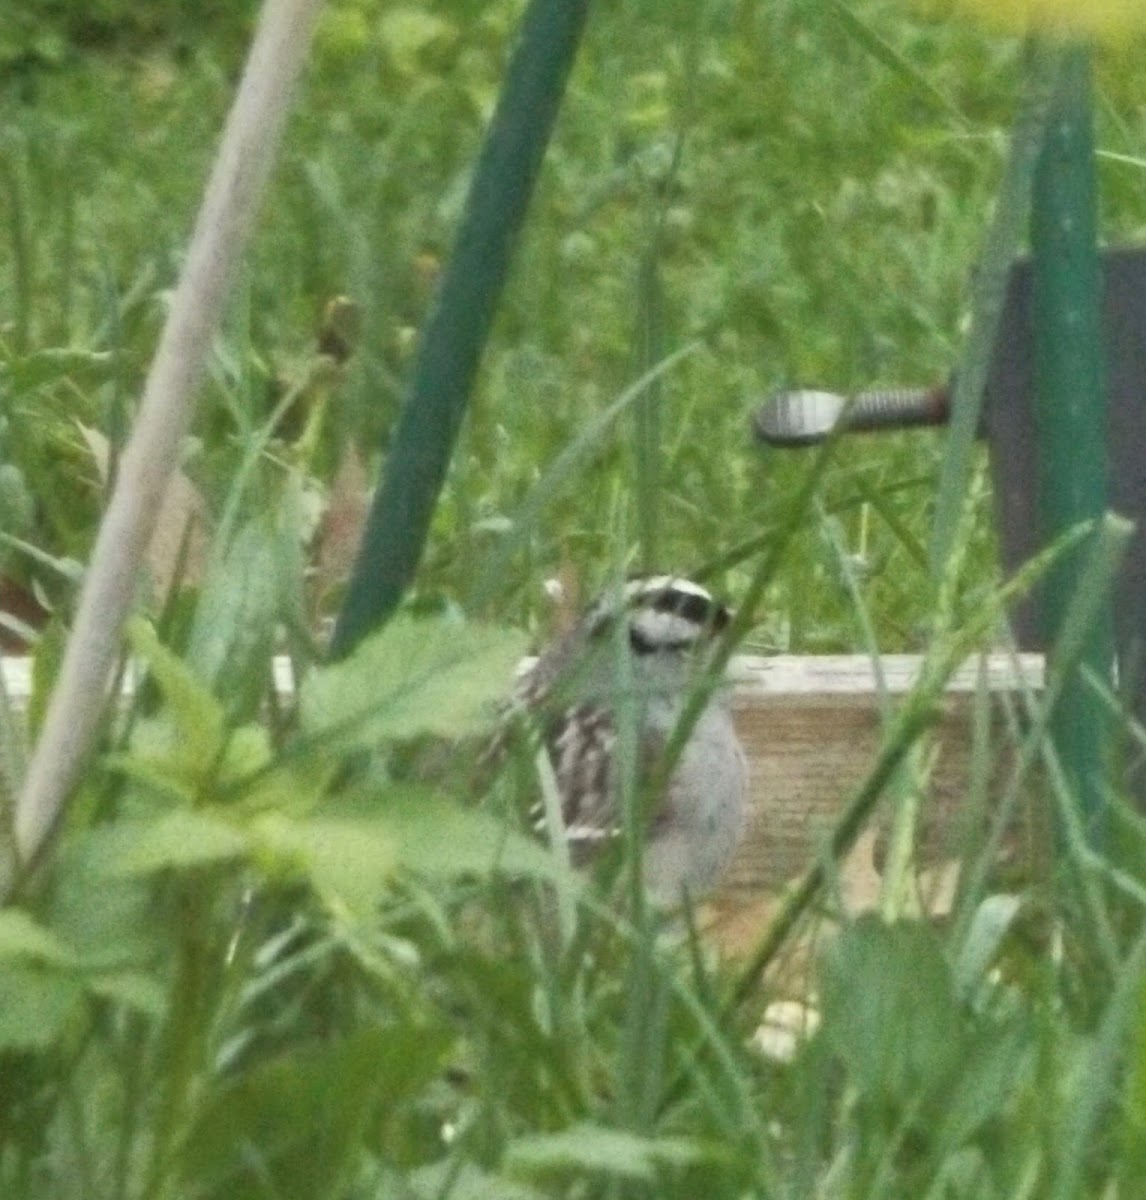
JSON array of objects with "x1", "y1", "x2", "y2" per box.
[
  {"x1": 251, "y1": 812, "x2": 397, "y2": 915},
  {"x1": 86, "y1": 970, "x2": 167, "y2": 1017},
  {"x1": 106, "y1": 809, "x2": 250, "y2": 877},
  {"x1": 126, "y1": 618, "x2": 226, "y2": 768},
  {"x1": 935, "y1": 1018, "x2": 1034, "y2": 1150},
  {"x1": 505, "y1": 1124, "x2": 716, "y2": 1182},
  {"x1": 953, "y1": 894, "x2": 1022, "y2": 999},
  {"x1": 186, "y1": 517, "x2": 282, "y2": 722},
  {"x1": 117, "y1": 720, "x2": 274, "y2": 806},
  {"x1": 820, "y1": 915, "x2": 962, "y2": 1105},
  {"x1": 300, "y1": 616, "x2": 526, "y2": 748},
  {"x1": 0, "y1": 965, "x2": 83, "y2": 1050},
  {"x1": 407, "y1": 1163, "x2": 546, "y2": 1200},
  {"x1": 1122, "y1": 967, "x2": 1146, "y2": 1178},
  {"x1": 0, "y1": 345, "x2": 116, "y2": 393},
  {"x1": 182, "y1": 1023, "x2": 452, "y2": 1200},
  {"x1": 382, "y1": 792, "x2": 555, "y2": 882},
  {"x1": 233, "y1": 755, "x2": 332, "y2": 819},
  {"x1": 0, "y1": 909, "x2": 74, "y2": 966},
  {"x1": 250, "y1": 791, "x2": 552, "y2": 912},
  {"x1": 377, "y1": 8, "x2": 457, "y2": 76},
  {"x1": 49, "y1": 832, "x2": 165, "y2": 970},
  {"x1": 218, "y1": 724, "x2": 275, "y2": 786}
]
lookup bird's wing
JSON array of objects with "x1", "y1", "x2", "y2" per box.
[{"x1": 530, "y1": 703, "x2": 670, "y2": 867}]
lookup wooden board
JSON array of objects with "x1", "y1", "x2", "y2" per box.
[{"x1": 723, "y1": 653, "x2": 1044, "y2": 897}]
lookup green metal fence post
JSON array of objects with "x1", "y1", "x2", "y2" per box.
[
  {"x1": 330, "y1": 0, "x2": 593, "y2": 659},
  {"x1": 1030, "y1": 43, "x2": 1113, "y2": 839}
]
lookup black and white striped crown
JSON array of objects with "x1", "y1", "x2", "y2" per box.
[{"x1": 586, "y1": 575, "x2": 731, "y2": 654}]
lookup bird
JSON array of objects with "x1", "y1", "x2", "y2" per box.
[{"x1": 493, "y1": 575, "x2": 749, "y2": 909}]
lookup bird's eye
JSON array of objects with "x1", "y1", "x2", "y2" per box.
[{"x1": 629, "y1": 626, "x2": 658, "y2": 654}]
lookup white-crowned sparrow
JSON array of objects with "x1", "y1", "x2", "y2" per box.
[{"x1": 499, "y1": 576, "x2": 748, "y2": 908}]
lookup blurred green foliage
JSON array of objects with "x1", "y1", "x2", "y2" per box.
[
  {"x1": 0, "y1": 1, "x2": 258, "y2": 67},
  {"x1": 2, "y1": 1, "x2": 1145, "y2": 653},
  {"x1": 1, "y1": 4, "x2": 1146, "y2": 1196}
]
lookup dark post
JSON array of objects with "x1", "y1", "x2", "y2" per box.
[
  {"x1": 1030, "y1": 44, "x2": 1112, "y2": 838},
  {"x1": 331, "y1": 0, "x2": 593, "y2": 658}
]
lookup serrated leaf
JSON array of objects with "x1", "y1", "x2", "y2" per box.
[
  {"x1": 49, "y1": 832, "x2": 163, "y2": 970},
  {"x1": 126, "y1": 619, "x2": 225, "y2": 768},
  {"x1": 300, "y1": 616, "x2": 526, "y2": 748},
  {"x1": 0, "y1": 965, "x2": 83, "y2": 1050},
  {"x1": 506, "y1": 1124, "x2": 715, "y2": 1182},
  {"x1": 820, "y1": 915, "x2": 961, "y2": 1104},
  {"x1": 106, "y1": 810, "x2": 250, "y2": 877},
  {"x1": 0, "y1": 909, "x2": 74, "y2": 966}
]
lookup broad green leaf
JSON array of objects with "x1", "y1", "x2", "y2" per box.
[
  {"x1": 300, "y1": 616, "x2": 526, "y2": 748},
  {"x1": 86, "y1": 970, "x2": 167, "y2": 1017},
  {"x1": 106, "y1": 809, "x2": 250, "y2": 877},
  {"x1": 506, "y1": 1124, "x2": 715, "y2": 1182},
  {"x1": 820, "y1": 915, "x2": 961, "y2": 1105},
  {"x1": 233, "y1": 756, "x2": 332, "y2": 818},
  {"x1": 917, "y1": 0, "x2": 1146, "y2": 41},
  {"x1": 126, "y1": 618, "x2": 225, "y2": 767},
  {"x1": 182, "y1": 1023, "x2": 452, "y2": 1200},
  {"x1": 936, "y1": 1019, "x2": 1034, "y2": 1150},
  {"x1": 110, "y1": 731, "x2": 205, "y2": 804},
  {"x1": 251, "y1": 812, "x2": 397, "y2": 915},
  {"x1": 0, "y1": 462, "x2": 33, "y2": 539},
  {"x1": 382, "y1": 793, "x2": 555, "y2": 882},
  {"x1": 0, "y1": 909, "x2": 73, "y2": 966},
  {"x1": 0, "y1": 965, "x2": 83, "y2": 1050},
  {"x1": 219, "y1": 724, "x2": 275, "y2": 786},
  {"x1": 117, "y1": 721, "x2": 274, "y2": 805},
  {"x1": 49, "y1": 832, "x2": 164, "y2": 969},
  {"x1": 251, "y1": 791, "x2": 554, "y2": 911}
]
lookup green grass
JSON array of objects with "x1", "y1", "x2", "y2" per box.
[
  {"x1": 4, "y1": 1, "x2": 1146, "y2": 1197},
  {"x1": 0, "y1": 0, "x2": 1067, "y2": 645}
]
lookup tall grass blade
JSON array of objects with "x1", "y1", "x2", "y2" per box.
[
  {"x1": 829, "y1": 0, "x2": 970, "y2": 130},
  {"x1": 469, "y1": 344, "x2": 699, "y2": 611}
]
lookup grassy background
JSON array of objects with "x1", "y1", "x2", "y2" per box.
[{"x1": 12, "y1": 0, "x2": 1146, "y2": 651}]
